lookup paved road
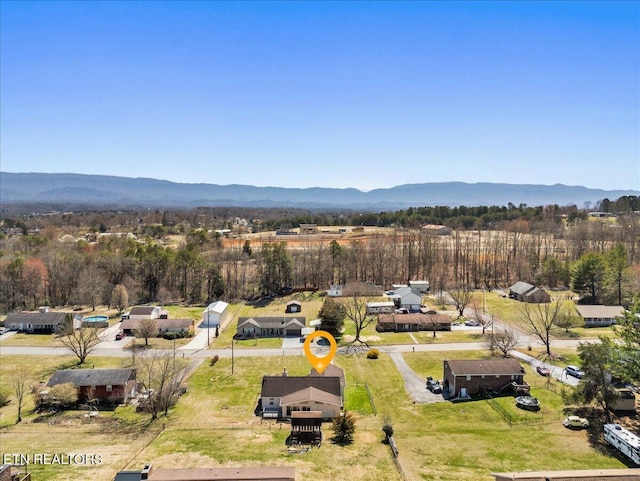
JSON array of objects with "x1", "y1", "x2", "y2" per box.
[{"x1": 387, "y1": 351, "x2": 446, "y2": 403}]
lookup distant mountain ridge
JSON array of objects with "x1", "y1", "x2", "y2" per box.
[{"x1": 1, "y1": 172, "x2": 637, "y2": 211}]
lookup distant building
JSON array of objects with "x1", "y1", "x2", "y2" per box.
[
  {"x1": 508, "y1": 282, "x2": 551, "y2": 303},
  {"x1": 421, "y1": 224, "x2": 451, "y2": 235},
  {"x1": 299, "y1": 223, "x2": 318, "y2": 235}
]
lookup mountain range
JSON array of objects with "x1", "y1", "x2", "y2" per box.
[{"x1": 1, "y1": 172, "x2": 637, "y2": 211}]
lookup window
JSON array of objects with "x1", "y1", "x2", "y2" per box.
[
  {"x1": 106, "y1": 385, "x2": 112, "y2": 392},
  {"x1": 466, "y1": 375, "x2": 471, "y2": 381}
]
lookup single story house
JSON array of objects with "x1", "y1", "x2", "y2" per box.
[
  {"x1": 114, "y1": 465, "x2": 296, "y2": 481},
  {"x1": 376, "y1": 313, "x2": 452, "y2": 332},
  {"x1": 201, "y1": 300, "x2": 230, "y2": 328},
  {"x1": 157, "y1": 318, "x2": 195, "y2": 335},
  {"x1": 260, "y1": 372, "x2": 342, "y2": 419},
  {"x1": 4, "y1": 311, "x2": 81, "y2": 334},
  {"x1": 508, "y1": 282, "x2": 551, "y2": 303},
  {"x1": 443, "y1": 359, "x2": 526, "y2": 399},
  {"x1": 128, "y1": 306, "x2": 162, "y2": 321},
  {"x1": 574, "y1": 305, "x2": 624, "y2": 327},
  {"x1": 46, "y1": 368, "x2": 137, "y2": 404},
  {"x1": 285, "y1": 300, "x2": 302, "y2": 313},
  {"x1": 121, "y1": 318, "x2": 146, "y2": 336},
  {"x1": 366, "y1": 301, "x2": 395, "y2": 315},
  {"x1": 236, "y1": 317, "x2": 306, "y2": 338}
]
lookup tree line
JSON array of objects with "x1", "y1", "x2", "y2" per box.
[{"x1": 1, "y1": 204, "x2": 638, "y2": 312}]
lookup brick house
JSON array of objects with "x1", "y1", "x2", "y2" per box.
[
  {"x1": 443, "y1": 359, "x2": 525, "y2": 399},
  {"x1": 376, "y1": 313, "x2": 452, "y2": 332},
  {"x1": 46, "y1": 368, "x2": 137, "y2": 404}
]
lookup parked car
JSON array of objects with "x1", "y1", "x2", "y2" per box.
[
  {"x1": 394, "y1": 308, "x2": 409, "y2": 314},
  {"x1": 464, "y1": 319, "x2": 481, "y2": 326},
  {"x1": 566, "y1": 365, "x2": 585, "y2": 379},
  {"x1": 563, "y1": 415, "x2": 589, "y2": 428},
  {"x1": 115, "y1": 332, "x2": 125, "y2": 340},
  {"x1": 536, "y1": 365, "x2": 551, "y2": 376},
  {"x1": 426, "y1": 377, "x2": 442, "y2": 393}
]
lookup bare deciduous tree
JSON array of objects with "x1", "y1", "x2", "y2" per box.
[
  {"x1": 342, "y1": 283, "x2": 376, "y2": 346},
  {"x1": 448, "y1": 285, "x2": 473, "y2": 318},
  {"x1": 136, "y1": 319, "x2": 159, "y2": 347},
  {"x1": 487, "y1": 329, "x2": 520, "y2": 357},
  {"x1": 134, "y1": 350, "x2": 189, "y2": 420},
  {"x1": 519, "y1": 301, "x2": 563, "y2": 356},
  {"x1": 9, "y1": 366, "x2": 32, "y2": 423},
  {"x1": 469, "y1": 298, "x2": 491, "y2": 335},
  {"x1": 57, "y1": 324, "x2": 101, "y2": 364}
]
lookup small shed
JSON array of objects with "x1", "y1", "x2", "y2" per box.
[{"x1": 285, "y1": 300, "x2": 302, "y2": 313}]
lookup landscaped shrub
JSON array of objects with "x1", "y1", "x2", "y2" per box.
[{"x1": 366, "y1": 348, "x2": 379, "y2": 359}]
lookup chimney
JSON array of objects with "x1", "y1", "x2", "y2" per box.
[
  {"x1": 282, "y1": 367, "x2": 287, "y2": 377},
  {"x1": 141, "y1": 464, "x2": 153, "y2": 480}
]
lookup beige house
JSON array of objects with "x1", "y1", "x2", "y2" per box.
[{"x1": 574, "y1": 305, "x2": 624, "y2": 327}]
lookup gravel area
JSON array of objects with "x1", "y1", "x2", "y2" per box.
[{"x1": 388, "y1": 351, "x2": 446, "y2": 404}]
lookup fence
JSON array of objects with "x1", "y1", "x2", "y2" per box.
[{"x1": 483, "y1": 392, "x2": 545, "y2": 428}]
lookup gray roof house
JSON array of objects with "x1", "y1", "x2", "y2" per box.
[
  {"x1": 236, "y1": 317, "x2": 306, "y2": 338},
  {"x1": 4, "y1": 311, "x2": 80, "y2": 334},
  {"x1": 509, "y1": 282, "x2": 551, "y2": 303},
  {"x1": 260, "y1": 372, "x2": 342, "y2": 419},
  {"x1": 46, "y1": 368, "x2": 137, "y2": 403}
]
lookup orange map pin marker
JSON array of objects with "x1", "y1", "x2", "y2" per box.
[{"x1": 303, "y1": 330, "x2": 337, "y2": 374}]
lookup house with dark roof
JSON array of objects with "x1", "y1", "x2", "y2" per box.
[
  {"x1": 4, "y1": 311, "x2": 81, "y2": 334},
  {"x1": 443, "y1": 359, "x2": 526, "y2": 399},
  {"x1": 509, "y1": 282, "x2": 551, "y2": 303},
  {"x1": 574, "y1": 305, "x2": 624, "y2": 327},
  {"x1": 236, "y1": 317, "x2": 306, "y2": 338},
  {"x1": 376, "y1": 312, "x2": 452, "y2": 332},
  {"x1": 260, "y1": 370, "x2": 342, "y2": 419},
  {"x1": 308, "y1": 364, "x2": 346, "y2": 398},
  {"x1": 46, "y1": 368, "x2": 137, "y2": 404}
]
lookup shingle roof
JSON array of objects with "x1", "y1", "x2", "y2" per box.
[
  {"x1": 574, "y1": 305, "x2": 624, "y2": 319},
  {"x1": 5, "y1": 311, "x2": 71, "y2": 326},
  {"x1": 446, "y1": 359, "x2": 523, "y2": 376},
  {"x1": 509, "y1": 282, "x2": 535, "y2": 295},
  {"x1": 238, "y1": 317, "x2": 306, "y2": 329},
  {"x1": 261, "y1": 375, "x2": 341, "y2": 398},
  {"x1": 378, "y1": 313, "x2": 451, "y2": 325},
  {"x1": 281, "y1": 386, "x2": 342, "y2": 406},
  {"x1": 129, "y1": 306, "x2": 159, "y2": 316},
  {"x1": 47, "y1": 368, "x2": 135, "y2": 387},
  {"x1": 157, "y1": 319, "x2": 194, "y2": 329}
]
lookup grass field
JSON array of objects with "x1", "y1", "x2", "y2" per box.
[{"x1": 1, "y1": 347, "x2": 631, "y2": 481}]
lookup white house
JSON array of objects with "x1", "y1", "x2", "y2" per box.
[
  {"x1": 574, "y1": 305, "x2": 624, "y2": 327},
  {"x1": 366, "y1": 301, "x2": 395, "y2": 315},
  {"x1": 129, "y1": 306, "x2": 162, "y2": 321},
  {"x1": 201, "y1": 300, "x2": 230, "y2": 328}
]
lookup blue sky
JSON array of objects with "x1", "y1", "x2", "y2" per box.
[{"x1": 1, "y1": 1, "x2": 638, "y2": 191}]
